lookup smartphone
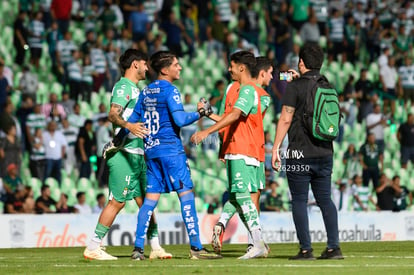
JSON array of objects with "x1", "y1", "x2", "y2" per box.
[{"x1": 279, "y1": 71, "x2": 293, "y2": 81}]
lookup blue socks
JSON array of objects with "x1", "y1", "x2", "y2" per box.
[
  {"x1": 134, "y1": 198, "x2": 158, "y2": 249},
  {"x1": 179, "y1": 192, "x2": 203, "y2": 250}
]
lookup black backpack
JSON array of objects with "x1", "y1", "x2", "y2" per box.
[{"x1": 302, "y1": 74, "x2": 341, "y2": 141}]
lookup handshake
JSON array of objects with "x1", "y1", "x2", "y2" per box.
[{"x1": 197, "y1": 97, "x2": 213, "y2": 117}]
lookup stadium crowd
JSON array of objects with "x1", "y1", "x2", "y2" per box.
[{"x1": 0, "y1": 0, "x2": 414, "y2": 215}]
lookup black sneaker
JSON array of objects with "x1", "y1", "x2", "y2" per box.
[
  {"x1": 289, "y1": 249, "x2": 316, "y2": 260},
  {"x1": 317, "y1": 247, "x2": 344, "y2": 260}
]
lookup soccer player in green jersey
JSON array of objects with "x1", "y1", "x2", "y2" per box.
[{"x1": 83, "y1": 49, "x2": 171, "y2": 260}]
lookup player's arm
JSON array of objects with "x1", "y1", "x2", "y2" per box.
[
  {"x1": 171, "y1": 110, "x2": 201, "y2": 128},
  {"x1": 271, "y1": 105, "x2": 295, "y2": 171},
  {"x1": 109, "y1": 102, "x2": 148, "y2": 139}
]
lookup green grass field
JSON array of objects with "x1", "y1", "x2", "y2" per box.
[{"x1": 1, "y1": 242, "x2": 414, "y2": 274}]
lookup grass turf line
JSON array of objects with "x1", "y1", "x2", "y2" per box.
[{"x1": 1, "y1": 242, "x2": 414, "y2": 274}]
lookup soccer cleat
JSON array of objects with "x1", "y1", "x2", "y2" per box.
[
  {"x1": 238, "y1": 241, "x2": 268, "y2": 260},
  {"x1": 317, "y1": 247, "x2": 344, "y2": 260},
  {"x1": 149, "y1": 248, "x2": 173, "y2": 260},
  {"x1": 211, "y1": 222, "x2": 225, "y2": 253},
  {"x1": 246, "y1": 244, "x2": 254, "y2": 253},
  {"x1": 83, "y1": 247, "x2": 118, "y2": 260},
  {"x1": 289, "y1": 248, "x2": 316, "y2": 260},
  {"x1": 190, "y1": 247, "x2": 223, "y2": 260},
  {"x1": 131, "y1": 247, "x2": 146, "y2": 260}
]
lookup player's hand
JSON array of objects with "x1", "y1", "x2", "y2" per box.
[
  {"x1": 126, "y1": 122, "x2": 149, "y2": 138},
  {"x1": 271, "y1": 147, "x2": 281, "y2": 171},
  {"x1": 197, "y1": 97, "x2": 213, "y2": 117},
  {"x1": 191, "y1": 130, "x2": 208, "y2": 145}
]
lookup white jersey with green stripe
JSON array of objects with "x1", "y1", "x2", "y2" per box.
[{"x1": 110, "y1": 77, "x2": 144, "y2": 154}]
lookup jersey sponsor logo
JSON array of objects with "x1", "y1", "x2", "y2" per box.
[
  {"x1": 116, "y1": 89, "x2": 124, "y2": 97},
  {"x1": 237, "y1": 97, "x2": 248, "y2": 106},
  {"x1": 144, "y1": 97, "x2": 157, "y2": 106},
  {"x1": 173, "y1": 94, "x2": 181, "y2": 104},
  {"x1": 132, "y1": 87, "x2": 139, "y2": 99}
]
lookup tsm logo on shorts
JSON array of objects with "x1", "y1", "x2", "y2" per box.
[{"x1": 10, "y1": 219, "x2": 25, "y2": 243}]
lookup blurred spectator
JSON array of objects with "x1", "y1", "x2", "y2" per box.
[
  {"x1": 0, "y1": 125, "x2": 22, "y2": 178},
  {"x1": 342, "y1": 143, "x2": 361, "y2": 182},
  {"x1": 270, "y1": 63, "x2": 289, "y2": 115},
  {"x1": 35, "y1": 184, "x2": 62, "y2": 213},
  {"x1": 210, "y1": 80, "x2": 225, "y2": 113},
  {"x1": 264, "y1": 131, "x2": 274, "y2": 171},
  {"x1": 56, "y1": 193, "x2": 78, "y2": 213},
  {"x1": 98, "y1": 0, "x2": 117, "y2": 34},
  {"x1": 181, "y1": 5, "x2": 196, "y2": 60},
  {"x1": 398, "y1": 56, "x2": 414, "y2": 108},
  {"x1": 285, "y1": 44, "x2": 300, "y2": 72},
  {"x1": 43, "y1": 120, "x2": 67, "y2": 184},
  {"x1": 355, "y1": 68, "x2": 375, "y2": 123},
  {"x1": 39, "y1": 0, "x2": 53, "y2": 29},
  {"x1": 29, "y1": 128, "x2": 46, "y2": 180},
  {"x1": 378, "y1": 46, "x2": 391, "y2": 69},
  {"x1": 192, "y1": 0, "x2": 210, "y2": 44},
  {"x1": 95, "y1": 117, "x2": 111, "y2": 187},
  {"x1": 26, "y1": 104, "x2": 47, "y2": 146},
  {"x1": 91, "y1": 103, "x2": 108, "y2": 130},
  {"x1": 59, "y1": 91, "x2": 75, "y2": 116},
  {"x1": 332, "y1": 180, "x2": 350, "y2": 212},
  {"x1": 341, "y1": 75, "x2": 358, "y2": 127},
  {"x1": 206, "y1": 11, "x2": 227, "y2": 59},
  {"x1": 51, "y1": 0, "x2": 73, "y2": 36},
  {"x1": 379, "y1": 56, "x2": 400, "y2": 117},
  {"x1": 351, "y1": 174, "x2": 379, "y2": 211},
  {"x1": 211, "y1": 0, "x2": 232, "y2": 26},
  {"x1": 359, "y1": 132, "x2": 383, "y2": 189},
  {"x1": 300, "y1": 12, "x2": 320, "y2": 44},
  {"x1": 128, "y1": 1, "x2": 149, "y2": 43},
  {"x1": 238, "y1": 0, "x2": 259, "y2": 47},
  {"x1": 366, "y1": 103, "x2": 387, "y2": 153},
  {"x1": 81, "y1": 30, "x2": 96, "y2": 56},
  {"x1": 3, "y1": 163, "x2": 23, "y2": 195},
  {"x1": 161, "y1": 10, "x2": 185, "y2": 58},
  {"x1": 344, "y1": 16, "x2": 360, "y2": 64},
  {"x1": 92, "y1": 193, "x2": 106, "y2": 213},
  {"x1": 90, "y1": 39, "x2": 108, "y2": 93},
  {"x1": 4, "y1": 184, "x2": 29, "y2": 214},
  {"x1": 61, "y1": 118, "x2": 78, "y2": 174},
  {"x1": 104, "y1": 41, "x2": 121, "y2": 92},
  {"x1": 83, "y1": 1, "x2": 100, "y2": 33},
  {"x1": 391, "y1": 175, "x2": 413, "y2": 211},
  {"x1": 74, "y1": 191, "x2": 92, "y2": 214},
  {"x1": 326, "y1": 8, "x2": 344, "y2": 61},
  {"x1": 56, "y1": 31, "x2": 77, "y2": 85},
  {"x1": 41, "y1": 93, "x2": 66, "y2": 123},
  {"x1": 0, "y1": 102, "x2": 21, "y2": 140},
  {"x1": 366, "y1": 17, "x2": 382, "y2": 63},
  {"x1": 273, "y1": 2, "x2": 291, "y2": 64},
  {"x1": 263, "y1": 181, "x2": 285, "y2": 212},
  {"x1": 13, "y1": 10, "x2": 29, "y2": 66},
  {"x1": 119, "y1": 28, "x2": 134, "y2": 54},
  {"x1": 397, "y1": 113, "x2": 414, "y2": 169},
  {"x1": 28, "y1": 11, "x2": 45, "y2": 69},
  {"x1": 76, "y1": 119, "x2": 96, "y2": 179},
  {"x1": 81, "y1": 54, "x2": 95, "y2": 102},
  {"x1": 289, "y1": 0, "x2": 310, "y2": 31},
  {"x1": 18, "y1": 65, "x2": 39, "y2": 102},
  {"x1": 376, "y1": 173, "x2": 395, "y2": 210},
  {"x1": 46, "y1": 21, "x2": 61, "y2": 72},
  {"x1": 393, "y1": 25, "x2": 412, "y2": 62},
  {"x1": 67, "y1": 50, "x2": 83, "y2": 101},
  {"x1": 16, "y1": 96, "x2": 34, "y2": 151},
  {"x1": 0, "y1": 61, "x2": 11, "y2": 114}
]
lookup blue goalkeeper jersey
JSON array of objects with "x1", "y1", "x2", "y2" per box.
[{"x1": 135, "y1": 79, "x2": 186, "y2": 159}]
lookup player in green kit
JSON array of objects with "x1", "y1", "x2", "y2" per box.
[{"x1": 83, "y1": 49, "x2": 171, "y2": 260}]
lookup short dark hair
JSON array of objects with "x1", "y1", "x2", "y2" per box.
[
  {"x1": 76, "y1": 191, "x2": 85, "y2": 199},
  {"x1": 41, "y1": 184, "x2": 50, "y2": 192},
  {"x1": 230, "y1": 50, "x2": 256, "y2": 75},
  {"x1": 119, "y1": 49, "x2": 148, "y2": 73},
  {"x1": 96, "y1": 193, "x2": 105, "y2": 201},
  {"x1": 299, "y1": 43, "x2": 324, "y2": 70},
  {"x1": 150, "y1": 51, "x2": 177, "y2": 75},
  {"x1": 251, "y1": 56, "x2": 273, "y2": 78}
]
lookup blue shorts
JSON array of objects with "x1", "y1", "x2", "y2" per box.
[{"x1": 146, "y1": 154, "x2": 193, "y2": 194}]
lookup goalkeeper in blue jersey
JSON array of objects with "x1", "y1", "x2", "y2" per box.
[{"x1": 106, "y1": 51, "x2": 220, "y2": 260}]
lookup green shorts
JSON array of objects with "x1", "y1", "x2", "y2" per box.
[
  {"x1": 254, "y1": 162, "x2": 265, "y2": 192},
  {"x1": 106, "y1": 150, "x2": 147, "y2": 203},
  {"x1": 226, "y1": 159, "x2": 258, "y2": 193}
]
